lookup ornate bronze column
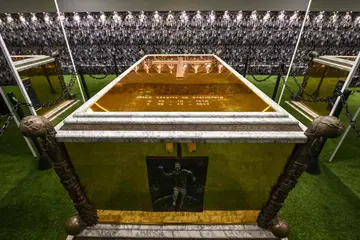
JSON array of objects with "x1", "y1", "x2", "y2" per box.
[
  {"x1": 19, "y1": 116, "x2": 98, "y2": 235},
  {"x1": 257, "y1": 116, "x2": 344, "y2": 238}
]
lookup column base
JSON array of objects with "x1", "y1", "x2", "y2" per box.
[
  {"x1": 270, "y1": 218, "x2": 290, "y2": 239},
  {"x1": 65, "y1": 216, "x2": 86, "y2": 236}
]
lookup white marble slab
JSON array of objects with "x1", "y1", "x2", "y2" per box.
[
  {"x1": 72, "y1": 224, "x2": 285, "y2": 239},
  {"x1": 63, "y1": 117, "x2": 299, "y2": 125},
  {"x1": 73, "y1": 111, "x2": 288, "y2": 118},
  {"x1": 56, "y1": 130, "x2": 307, "y2": 143}
]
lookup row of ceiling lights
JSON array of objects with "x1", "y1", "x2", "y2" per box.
[{"x1": 0, "y1": 11, "x2": 357, "y2": 24}]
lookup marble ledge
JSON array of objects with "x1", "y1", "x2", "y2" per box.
[
  {"x1": 69, "y1": 224, "x2": 285, "y2": 239},
  {"x1": 73, "y1": 111, "x2": 289, "y2": 118},
  {"x1": 84, "y1": 224, "x2": 263, "y2": 231},
  {"x1": 64, "y1": 117, "x2": 299, "y2": 125},
  {"x1": 55, "y1": 130, "x2": 307, "y2": 143}
]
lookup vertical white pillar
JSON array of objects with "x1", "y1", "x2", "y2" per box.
[
  {"x1": 329, "y1": 104, "x2": 360, "y2": 162},
  {"x1": 329, "y1": 51, "x2": 360, "y2": 116},
  {"x1": 0, "y1": 87, "x2": 37, "y2": 157},
  {"x1": 176, "y1": 57, "x2": 184, "y2": 78},
  {"x1": 277, "y1": 0, "x2": 313, "y2": 104},
  {"x1": 0, "y1": 34, "x2": 37, "y2": 115},
  {"x1": 53, "y1": 0, "x2": 86, "y2": 102}
]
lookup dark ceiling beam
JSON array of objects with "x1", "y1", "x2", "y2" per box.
[
  {"x1": 0, "y1": 0, "x2": 359, "y2": 13},
  {"x1": 0, "y1": 0, "x2": 56, "y2": 13},
  {"x1": 56, "y1": 0, "x2": 310, "y2": 12}
]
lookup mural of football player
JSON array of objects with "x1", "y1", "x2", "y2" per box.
[{"x1": 158, "y1": 162, "x2": 196, "y2": 210}]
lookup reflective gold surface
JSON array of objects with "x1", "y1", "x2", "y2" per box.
[
  {"x1": 18, "y1": 62, "x2": 65, "y2": 115},
  {"x1": 90, "y1": 56, "x2": 273, "y2": 112},
  {"x1": 11, "y1": 56, "x2": 32, "y2": 61},
  {"x1": 301, "y1": 62, "x2": 349, "y2": 115},
  {"x1": 97, "y1": 210, "x2": 259, "y2": 224},
  {"x1": 66, "y1": 142, "x2": 293, "y2": 212}
]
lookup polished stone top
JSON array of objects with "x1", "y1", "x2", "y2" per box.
[{"x1": 55, "y1": 54, "x2": 307, "y2": 143}]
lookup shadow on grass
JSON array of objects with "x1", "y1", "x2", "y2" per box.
[
  {"x1": 280, "y1": 162, "x2": 360, "y2": 240},
  {"x1": 0, "y1": 169, "x2": 75, "y2": 240}
]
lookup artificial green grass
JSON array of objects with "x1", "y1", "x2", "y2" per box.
[
  {"x1": 248, "y1": 75, "x2": 360, "y2": 197},
  {"x1": 317, "y1": 118, "x2": 360, "y2": 198},
  {"x1": 0, "y1": 123, "x2": 35, "y2": 200},
  {"x1": 63, "y1": 74, "x2": 116, "y2": 101},
  {"x1": 0, "y1": 74, "x2": 359, "y2": 240},
  {"x1": 0, "y1": 102, "x2": 78, "y2": 240},
  {"x1": 322, "y1": 152, "x2": 360, "y2": 198},
  {"x1": 1, "y1": 85, "x2": 33, "y2": 116},
  {"x1": 300, "y1": 76, "x2": 341, "y2": 116},
  {"x1": 18, "y1": 74, "x2": 64, "y2": 116},
  {"x1": 1, "y1": 75, "x2": 82, "y2": 117},
  {"x1": 0, "y1": 167, "x2": 75, "y2": 240},
  {"x1": 83, "y1": 75, "x2": 116, "y2": 97},
  {"x1": 280, "y1": 162, "x2": 360, "y2": 240},
  {"x1": 249, "y1": 75, "x2": 360, "y2": 240}
]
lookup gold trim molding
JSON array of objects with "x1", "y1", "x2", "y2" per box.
[{"x1": 98, "y1": 210, "x2": 259, "y2": 224}]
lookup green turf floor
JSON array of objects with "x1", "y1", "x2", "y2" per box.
[
  {"x1": 0, "y1": 74, "x2": 359, "y2": 240},
  {"x1": 63, "y1": 74, "x2": 116, "y2": 101}
]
